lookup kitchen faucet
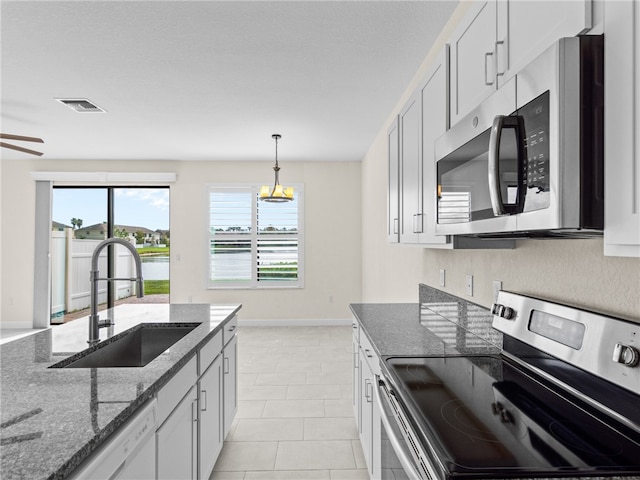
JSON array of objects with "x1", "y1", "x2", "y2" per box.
[{"x1": 89, "y1": 237, "x2": 144, "y2": 345}]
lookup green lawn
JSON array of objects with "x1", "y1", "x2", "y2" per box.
[
  {"x1": 144, "y1": 280, "x2": 170, "y2": 294},
  {"x1": 138, "y1": 246, "x2": 170, "y2": 256}
]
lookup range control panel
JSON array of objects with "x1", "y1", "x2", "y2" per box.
[{"x1": 492, "y1": 291, "x2": 639, "y2": 394}]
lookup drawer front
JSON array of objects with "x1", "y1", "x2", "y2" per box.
[
  {"x1": 223, "y1": 315, "x2": 238, "y2": 346},
  {"x1": 351, "y1": 317, "x2": 360, "y2": 342},
  {"x1": 359, "y1": 331, "x2": 379, "y2": 375},
  {"x1": 156, "y1": 355, "x2": 198, "y2": 426},
  {"x1": 199, "y1": 330, "x2": 223, "y2": 374}
]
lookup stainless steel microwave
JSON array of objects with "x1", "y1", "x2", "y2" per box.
[{"x1": 435, "y1": 36, "x2": 603, "y2": 238}]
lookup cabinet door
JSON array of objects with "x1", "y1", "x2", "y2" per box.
[
  {"x1": 352, "y1": 322, "x2": 359, "y2": 421},
  {"x1": 359, "y1": 347, "x2": 374, "y2": 475},
  {"x1": 450, "y1": 1, "x2": 497, "y2": 124},
  {"x1": 496, "y1": 0, "x2": 592, "y2": 87},
  {"x1": 387, "y1": 116, "x2": 400, "y2": 243},
  {"x1": 399, "y1": 91, "x2": 422, "y2": 244},
  {"x1": 157, "y1": 386, "x2": 198, "y2": 480},
  {"x1": 419, "y1": 46, "x2": 450, "y2": 246},
  {"x1": 199, "y1": 355, "x2": 223, "y2": 480},
  {"x1": 604, "y1": 0, "x2": 640, "y2": 257},
  {"x1": 223, "y1": 334, "x2": 238, "y2": 438}
]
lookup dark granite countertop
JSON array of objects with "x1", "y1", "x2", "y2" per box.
[
  {"x1": 0, "y1": 303, "x2": 241, "y2": 480},
  {"x1": 350, "y1": 286, "x2": 502, "y2": 359}
]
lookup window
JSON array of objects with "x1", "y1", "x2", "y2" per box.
[{"x1": 208, "y1": 185, "x2": 303, "y2": 288}]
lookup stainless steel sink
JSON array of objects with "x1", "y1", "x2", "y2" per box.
[{"x1": 51, "y1": 324, "x2": 199, "y2": 368}]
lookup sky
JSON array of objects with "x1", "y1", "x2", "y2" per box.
[{"x1": 52, "y1": 187, "x2": 170, "y2": 231}]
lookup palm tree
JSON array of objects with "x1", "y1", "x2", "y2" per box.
[{"x1": 70, "y1": 218, "x2": 84, "y2": 230}]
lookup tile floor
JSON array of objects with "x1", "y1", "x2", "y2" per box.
[{"x1": 210, "y1": 326, "x2": 368, "y2": 480}]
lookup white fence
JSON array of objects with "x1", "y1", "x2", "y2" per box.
[{"x1": 51, "y1": 230, "x2": 138, "y2": 320}]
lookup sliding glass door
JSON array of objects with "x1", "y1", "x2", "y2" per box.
[{"x1": 50, "y1": 187, "x2": 169, "y2": 324}]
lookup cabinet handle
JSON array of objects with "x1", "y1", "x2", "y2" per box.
[
  {"x1": 352, "y1": 323, "x2": 357, "y2": 330},
  {"x1": 228, "y1": 325, "x2": 236, "y2": 332},
  {"x1": 484, "y1": 51, "x2": 494, "y2": 86},
  {"x1": 365, "y1": 348, "x2": 373, "y2": 359},
  {"x1": 354, "y1": 351, "x2": 359, "y2": 369},
  {"x1": 393, "y1": 218, "x2": 399, "y2": 235},
  {"x1": 364, "y1": 379, "x2": 372, "y2": 403},
  {"x1": 192, "y1": 400, "x2": 198, "y2": 423},
  {"x1": 495, "y1": 40, "x2": 506, "y2": 77},
  {"x1": 224, "y1": 357, "x2": 230, "y2": 374},
  {"x1": 201, "y1": 389, "x2": 207, "y2": 412},
  {"x1": 413, "y1": 213, "x2": 424, "y2": 234}
]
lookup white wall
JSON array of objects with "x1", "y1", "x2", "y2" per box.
[
  {"x1": 361, "y1": 2, "x2": 640, "y2": 323},
  {"x1": 0, "y1": 159, "x2": 362, "y2": 326}
]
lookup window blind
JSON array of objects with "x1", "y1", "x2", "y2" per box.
[{"x1": 208, "y1": 186, "x2": 303, "y2": 288}]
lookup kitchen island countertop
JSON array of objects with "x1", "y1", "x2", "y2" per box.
[{"x1": 0, "y1": 303, "x2": 241, "y2": 480}]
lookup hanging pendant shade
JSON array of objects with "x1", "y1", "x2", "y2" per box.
[{"x1": 260, "y1": 134, "x2": 294, "y2": 202}]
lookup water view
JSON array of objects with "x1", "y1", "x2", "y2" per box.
[{"x1": 141, "y1": 256, "x2": 170, "y2": 280}]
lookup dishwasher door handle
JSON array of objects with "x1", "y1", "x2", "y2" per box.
[{"x1": 373, "y1": 375, "x2": 425, "y2": 480}]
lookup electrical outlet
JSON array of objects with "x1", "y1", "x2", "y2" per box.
[
  {"x1": 466, "y1": 275, "x2": 473, "y2": 296},
  {"x1": 439, "y1": 269, "x2": 446, "y2": 287},
  {"x1": 493, "y1": 280, "x2": 502, "y2": 302}
]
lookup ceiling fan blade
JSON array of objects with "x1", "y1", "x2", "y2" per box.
[
  {"x1": 0, "y1": 133, "x2": 44, "y2": 143},
  {"x1": 0, "y1": 142, "x2": 44, "y2": 156}
]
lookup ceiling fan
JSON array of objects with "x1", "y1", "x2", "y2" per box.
[{"x1": 0, "y1": 133, "x2": 44, "y2": 156}]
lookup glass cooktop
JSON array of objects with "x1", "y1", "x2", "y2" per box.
[{"x1": 385, "y1": 355, "x2": 640, "y2": 478}]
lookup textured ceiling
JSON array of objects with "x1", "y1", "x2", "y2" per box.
[{"x1": 1, "y1": 1, "x2": 457, "y2": 162}]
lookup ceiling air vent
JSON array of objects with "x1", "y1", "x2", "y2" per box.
[{"x1": 56, "y1": 98, "x2": 106, "y2": 113}]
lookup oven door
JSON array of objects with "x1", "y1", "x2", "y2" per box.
[{"x1": 374, "y1": 375, "x2": 440, "y2": 480}]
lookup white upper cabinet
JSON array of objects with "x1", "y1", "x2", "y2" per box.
[
  {"x1": 450, "y1": 1, "x2": 498, "y2": 124},
  {"x1": 450, "y1": 0, "x2": 592, "y2": 124},
  {"x1": 399, "y1": 91, "x2": 421, "y2": 244},
  {"x1": 418, "y1": 47, "x2": 450, "y2": 246},
  {"x1": 387, "y1": 117, "x2": 400, "y2": 243},
  {"x1": 395, "y1": 47, "x2": 449, "y2": 246},
  {"x1": 496, "y1": 1, "x2": 592, "y2": 87},
  {"x1": 604, "y1": 0, "x2": 640, "y2": 257}
]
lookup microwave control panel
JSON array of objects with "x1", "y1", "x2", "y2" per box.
[{"x1": 520, "y1": 91, "x2": 550, "y2": 212}]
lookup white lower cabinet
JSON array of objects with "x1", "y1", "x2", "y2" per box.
[
  {"x1": 352, "y1": 321, "x2": 360, "y2": 421},
  {"x1": 156, "y1": 323, "x2": 237, "y2": 480},
  {"x1": 223, "y1": 333, "x2": 238, "y2": 439},
  {"x1": 359, "y1": 347, "x2": 374, "y2": 473},
  {"x1": 353, "y1": 321, "x2": 381, "y2": 479},
  {"x1": 157, "y1": 385, "x2": 199, "y2": 480},
  {"x1": 67, "y1": 320, "x2": 238, "y2": 480},
  {"x1": 199, "y1": 355, "x2": 223, "y2": 479}
]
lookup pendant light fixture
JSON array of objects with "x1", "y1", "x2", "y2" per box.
[{"x1": 259, "y1": 134, "x2": 294, "y2": 202}]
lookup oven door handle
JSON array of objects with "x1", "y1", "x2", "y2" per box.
[{"x1": 374, "y1": 375, "x2": 424, "y2": 480}]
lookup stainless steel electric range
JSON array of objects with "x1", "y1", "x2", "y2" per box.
[{"x1": 376, "y1": 291, "x2": 640, "y2": 479}]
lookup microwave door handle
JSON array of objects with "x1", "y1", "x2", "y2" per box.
[{"x1": 488, "y1": 115, "x2": 507, "y2": 216}]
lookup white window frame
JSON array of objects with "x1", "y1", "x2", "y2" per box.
[{"x1": 207, "y1": 184, "x2": 304, "y2": 289}]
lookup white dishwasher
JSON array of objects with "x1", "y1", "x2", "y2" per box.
[{"x1": 69, "y1": 399, "x2": 157, "y2": 480}]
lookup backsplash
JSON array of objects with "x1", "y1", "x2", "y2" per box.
[{"x1": 419, "y1": 284, "x2": 502, "y2": 347}]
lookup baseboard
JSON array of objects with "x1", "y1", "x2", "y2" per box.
[
  {"x1": 0, "y1": 322, "x2": 36, "y2": 329},
  {"x1": 238, "y1": 318, "x2": 352, "y2": 327}
]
